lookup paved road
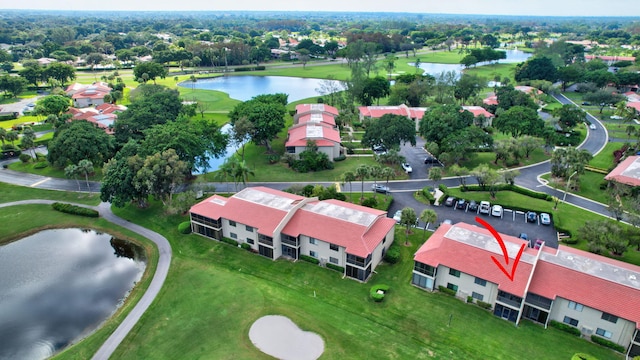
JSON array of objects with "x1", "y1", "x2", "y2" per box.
[{"x1": 0, "y1": 199, "x2": 172, "y2": 360}]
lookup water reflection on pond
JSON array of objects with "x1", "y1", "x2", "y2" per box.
[{"x1": 0, "y1": 228, "x2": 146, "y2": 360}]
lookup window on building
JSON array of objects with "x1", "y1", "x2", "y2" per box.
[
  {"x1": 229, "y1": 220, "x2": 236, "y2": 227},
  {"x1": 596, "y1": 328, "x2": 612, "y2": 339},
  {"x1": 383, "y1": 236, "x2": 386, "y2": 244},
  {"x1": 446, "y1": 283, "x2": 458, "y2": 292},
  {"x1": 246, "y1": 238, "x2": 254, "y2": 245},
  {"x1": 246, "y1": 225, "x2": 254, "y2": 232},
  {"x1": 568, "y1": 301, "x2": 584, "y2": 312},
  {"x1": 474, "y1": 277, "x2": 487, "y2": 286},
  {"x1": 309, "y1": 238, "x2": 317, "y2": 245},
  {"x1": 309, "y1": 251, "x2": 317, "y2": 258},
  {"x1": 601, "y1": 312, "x2": 618, "y2": 324},
  {"x1": 449, "y1": 268, "x2": 461, "y2": 278},
  {"x1": 230, "y1": 232, "x2": 237, "y2": 239},
  {"x1": 330, "y1": 243, "x2": 339, "y2": 251},
  {"x1": 329, "y1": 257, "x2": 339, "y2": 264},
  {"x1": 563, "y1": 316, "x2": 578, "y2": 327},
  {"x1": 413, "y1": 262, "x2": 435, "y2": 276},
  {"x1": 472, "y1": 292, "x2": 484, "y2": 301}
]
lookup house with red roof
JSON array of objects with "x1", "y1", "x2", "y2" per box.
[
  {"x1": 585, "y1": 55, "x2": 636, "y2": 65},
  {"x1": 190, "y1": 187, "x2": 396, "y2": 281},
  {"x1": 605, "y1": 155, "x2": 640, "y2": 187},
  {"x1": 413, "y1": 222, "x2": 640, "y2": 355},
  {"x1": 461, "y1": 106, "x2": 495, "y2": 127},
  {"x1": 65, "y1": 82, "x2": 112, "y2": 108},
  {"x1": 66, "y1": 103, "x2": 126, "y2": 135},
  {"x1": 287, "y1": 104, "x2": 342, "y2": 161},
  {"x1": 359, "y1": 105, "x2": 493, "y2": 130}
]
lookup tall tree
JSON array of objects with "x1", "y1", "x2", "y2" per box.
[
  {"x1": 135, "y1": 149, "x2": 189, "y2": 207},
  {"x1": 362, "y1": 114, "x2": 416, "y2": 151},
  {"x1": 133, "y1": 62, "x2": 167, "y2": 84},
  {"x1": 100, "y1": 154, "x2": 147, "y2": 208},
  {"x1": 77, "y1": 159, "x2": 94, "y2": 189},
  {"x1": 47, "y1": 120, "x2": 114, "y2": 168},
  {"x1": 64, "y1": 164, "x2": 81, "y2": 191},
  {"x1": 400, "y1": 207, "x2": 417, "y2": 245},
  {"x1": 36, "y1": 95, "x2": 70, "y2": 117},
  {"x1": 419, "y1": 209, "x2": 437, "y2": 239},
  {"x1": 228, "y1": 94, "x2": 287, "y2": 153},
  {"x1": 44, "y1": 62, "x2": 76, "y2": 85},
  {"x1": 341, "y1": 171, "x2": 356, "y2": 198},
  {"x1": 494, "y1": 106, "x2": 544, "y2": 138},
  {"x1": 354, "y1": 164, "x2": 370, "y2": 200},
  {"x1": 19, "y1": 127, "x2": 36, "y2": 158}
]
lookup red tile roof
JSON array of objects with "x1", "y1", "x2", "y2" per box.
[
  {"x1": 285, "y1": 123, "x2": 340, "y2": 147},
  {"x1": 282, "y1": 199, "x2": 395, "y2": 257},
  {"x1": 530, "y1": 245, "x2": 640, "y2": 328},
  {"x1": 605, "y1": 155, "x2": 640, "y2": 186},
  {"x1": 514, "y1": 85, "x2": 543, "y2": 95},
  {"x1": 462, "y1": 106, "x2": 494, "y2": 118},
  {"x1": 585, "y1": 55, "x2": 636, "y2": 62},
  {"x1": 483, "y1": 95, "x2": 498, "y2": 106},
  {"x1": 359, "y1": 105, "x2": 411, "y2": 118},
  {"x1": 626, "y1": 101, "x2": 640, "y2": 112},
  {"x1": 295, "y1": 104, "x2": 339, "y2": 116},
  {"x1": 297, "y1": 113, "x2": 336, "y2": 126},
  {"x1": 414, "y1": 222, "x2": 534, "y2": 296}
]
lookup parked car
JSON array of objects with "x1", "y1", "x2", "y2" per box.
[
  {"x1": 372, "y1": 145, "x2": 387, "y2": 155},
  {"x1": 468, "y1": 200, "x2": 478, "y2": 212},
  {"x1": 441, "y1": 219, "x2": 453, "y2": 225},
  {"x1": 589, "y1": 123, "x2": 596, "y2": 130},
  {"x1": 534, "y1": 239, "x2": 544, "y2": 249},
  {"x1": 424, "y1": 156, "x2": 438, "y2": 164},
  {"x1": 393, "y1": 210, "x2": 402, "y2": 223},
  {"x1": 519, "y1": 233, "x2": 528, "y2": 241},
  {"x1": 540, "y1": 213, "x2": 551, "y2": 225},
  {"x1": 526, "y1": 211, "x2": 537, "y2": 223},
  {"x1": 611, "y1": 115, "x2": 624, "y2": 120},
  {"x1": 491, "y1": 205, "x2": 503, "y2": 217},
  {"x1": 456, "y1": 199, "x2": 467, "y2": 210},
  {"x1": 479, "y1": 201, "x2": 491, "y2": 215},
  {"x1": 401, "y1": 163, "x2": 413, "y2": 173},
  {"x1": 444, "y1": 196, "x2": 456, "y2": 207},
  {"x1": 581, "y1": 101, "x2": 591, "y2": 105},
  {"x1": 372, "y1": 184, "x2": 390, "y2": 194}
]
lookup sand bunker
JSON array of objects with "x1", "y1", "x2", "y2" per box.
[{"x1": 249, "y1": 315, "x2": 324, "y2": 360}]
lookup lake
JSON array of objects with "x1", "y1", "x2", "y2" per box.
[
  {"x1": 182, "y1": 76, "x2": 342, "y2": 102},
  {"x1": 0, "y1": 229, "x2": 146, "y2": 360},
  {"x1": 414, "y1": 49, "x2": 532, "y2": 78}
]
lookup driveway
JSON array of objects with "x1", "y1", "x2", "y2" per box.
[{"x1": 1, "y1": 96, "x2": 43, "y2": 115}]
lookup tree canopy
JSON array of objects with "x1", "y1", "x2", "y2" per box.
[
  {"x1": 494, "y1": 106, "x2": 544, "y2": 138},
  {"x1": 362, "y1": 114, "x2": 416, "y2": 150},
  {"x1": 47, "y1": 120, "x2": 114, "y2": 168},
  {"x1": 228, "y1": 93, "x2": 287, "y2": 152}
]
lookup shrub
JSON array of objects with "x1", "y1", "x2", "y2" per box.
[
  {"x1": 549, "y1": 320, "x2": 581, "y2": 336},
  {"x1": 344, "y1": 142, "x2": 356, "y2": 154},
  {"x1": 421, "y1": 187, "x2": 435, "y2": 204},
  {"x1": 33, "y1": 161, "x2": 47, "y2": 169},
  {"x1": 599, "y1": 180, "x2": 609, "y2": 190},
  {"x1": 333, "y1": 154, "x2": 346, "y2": 162},
  {"x1": 300, "y1": 254, "x2": 320, "y2": 264},
  {"x1": 476, "y1": 301, "x2": 492, "y2": 310},
  {"x1": 240, "y1": 243, "x2": 252, "y2": 250},
  {"x1": 467, "y1": 296, "x2": 473, "y2": 303},
  {"x1": 234, "y1": 67, "x2": 252, "y2": 72},
  {"x1": 462, "y1": 184, "x2": 552, "y2": 201},
  {"x1": 254, "y1": 66, "x2": 266, "y2": 70},
  {"x1": 19, "y1": 153, "x2": 31, "y2": 163},
  {"x1": 360, "y1": 197, "x2": 378, "y2": 208},
  {"x1": 370, "y1": 284, "x2": 390, "y2": 302},
  {"x1": 384, "y1": 244, "x2": 401, "y2": 264},
  {"x1": 221, "y1": 237, "x2": 239, "y2": 246},
  {"x1": 51, "y1": 202, "x2": 99, "y2": 218},
  {"x1": 326, "y1": 263, "x2": 344, "y2": 273},
  {"x1": 178, "y1": 221, "x2": 192, "y2": 234},
  {"x1": 590, "y1": 335, "x2": 625, "y2": 353},
  {"x1": 438, "y1": 285, "x2": 457, "y2": 296}
]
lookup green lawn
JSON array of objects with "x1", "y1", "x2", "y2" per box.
[
  {"x1": 0, "y1": 182, "x2": 100, "y2": 206},
  {"x1": 458, "y1": 148, "x2": 549, "y2": 172},
  {"x1": 464, "y1": 63, "x2": 517, "y2": 83},
  {"x1": 51, "y1": 200, "x2": 623, "y2": 360},
  {"x1": 8, "y1": 160, "x2": 104, "y2": 182},
  {"x1": 590, "y1": 141, "x2": 624, "y2": 169}
]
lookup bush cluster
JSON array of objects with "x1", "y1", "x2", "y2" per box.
[
  {"x1": 221, "y1": 237, "x2": 239, "y2": 246},
  {"x1": 360, "y1": 197, "x2": 378, "y2": 208},
  {"x1": 384, "y1": 244, "x2": 401, "y2": 264},
  {"x1": 300, "y1": 254, "x2": 320, "y2": 264},
  {"x1": 421, "y1": 187, "x2": 436, "y2": 204},
  {"x1": 461, "y1": 184, "x2": 552, "y2": 201},
  {"x1": 51, "y1": 202, "x2": 99, "y2": 218},
  {"x1": 19, "y1": 153, "x2": 31, "y2": 163},
  {"x1": 549, "y1": 320, "x2": 581, "y2": 336},
  {"x1": 33, "y1": 161, "x2": 47, "y2": 169},
  {"x1": 476, "y1": 301, "x2": 492, "y2": 310},
  {"x1": 240, "y1": 243, "x2": 252, "y2": 250},
  {"x1": 438, "y1": 285, "x2": 457, "y2": 296},
  {"x1": 370, "y1": 284, "x2": 390, "y2": 302},
  {"x1": 234, "y1": 66, "x2": 265, "y2": 72},
  {"x1": 326, "y1": 263, "x2": 344, "y2": 273},
  {"x1": 590, "y1": 335, "x2": 625, "y2": 353},
  {"x1": 178, "y1": 221, "x2": 191, "y2": 234},
  {"x1": 333, "y1": 154, "x2": 346, "y2": 162}
]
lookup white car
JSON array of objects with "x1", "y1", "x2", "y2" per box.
[
  {"x1": 491, "y1": 205, "x2": 503, "y2": 217},
  {"x1": 479, "y1": 201, "x2": 491, "y2": 215},
  {"x1": 589, "y1": 124, "x2": 596, "y2": 130},
  {"x1": 393, "y1": 210, "x2": 402, "y2": 223},
  {"x1": 401, "y1": 163, "x2": 412, "y2": 173},
  {"x1": 540, "y1": 213, "x2": 551, "y2": 225},
  {"x1": 611, "y1": 115, "x2": 624, "y2": 120}
]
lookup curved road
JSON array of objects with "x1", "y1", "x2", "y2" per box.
[
  {"x1": 0, "y1": 92, "x2": 616, "y2": 359},
  {"x1": 0, "y1": 199, "x2": 171, "y2": 360}
]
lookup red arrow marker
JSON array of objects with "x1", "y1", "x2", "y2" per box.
[{"x1": 475, "y1": 216, "x2": 526, "y2": 282}]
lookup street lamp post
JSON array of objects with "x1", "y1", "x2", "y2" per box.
[{"x1": 562, "y1": 171, "x2": 578, "y2": 203}]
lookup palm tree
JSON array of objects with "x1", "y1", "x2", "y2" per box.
[
  {"x1": 77, "y1": 159, "x2": 94, "y2": 189},
  {"x1": 20, "y1": 127, "x2": 36, "y2": 158},
  {"x1": 354, "y1": 164, "x2": 370, "y2": 201},
  {"x1": 626, "y1": 125, "x2": 637, "y2": 139},
  {"x1": 0, "y1": 127, "x2": 6, "y2": 146},
  {"x1": 400, "y1": 207, "x2": 417, "y2": 246},
  {"x1": 419, "y1": 209, "x2": 438, "y2": 240},
  {"x1": 233, "y1": 160, "x2": 255, "y2": 192},
  {"x1": 216, "y1": 157, "x2": 237, "y2": 195},
  {"x1": 341, "y1": 171, "x2": 356, "y2": 200},
  {"x1": 64, "y1": 164, "x2": 81, "y2": 190},
  {"x1": 381, "y1": 167, "x2": 395, "y2": 195},
  {"x1": 5, "y1": 131, "x2": 18, "y2": 146},
  {"x1": 369, "y1": 165, "x2": 382, "y2": 199},
  {"x1": 428, "y1": 167, "x2": 443, "y2": 190}
]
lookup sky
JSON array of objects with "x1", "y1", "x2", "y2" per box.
[{"x1": 2, "y1": 0, "x2": 640, "y2": 17}]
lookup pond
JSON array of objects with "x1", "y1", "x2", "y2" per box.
[
  {"x1": 0, "y1": 228, "x2": 146, "y2": 360},
  {"x1": 414, "y1": 49, "x2": 532, "y2": 78},
  {"x1": 194, "y1": 123, "x2": 238, "y2": 175},
  {"x1": 181, "y1": 76, "x2": 342, "y2": 102}
]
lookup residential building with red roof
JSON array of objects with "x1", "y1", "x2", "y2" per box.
[
  {"x1": 605, "y1": 155, "x2": 640, "y2": 187},
  {"x1": 190, "y1": 187, "x2": 396, "y2": 281},
  {"x1": 66, "y1": 103, "x2": 126, "y2": 135},
  {"x1": 413, "y1": 222, "x2": 640, "y2": 354},
  {"x1": 359, "y1": 105, "x2": 493, "y2": 130},
  {"x1": 287, "y1": 104, "x2": 342, "y2": 161},
  {"x1": 295, "y1": 103, "x2": 339, "y2": 117},
  {"x1": 65, "y1": 82, "x2": 112, "y2": 108},
  {"x1": 461, "y1": 106, "x2": 495, "y2": 127},
  {"x1": 585, "y1": 55, "x2": 636, "y2": 65}
]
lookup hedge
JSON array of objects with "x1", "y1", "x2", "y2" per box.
[
  {"x1": 384, "y1": 244, "x2": 401, "y2": 264},
  {"x1": 333, "y1": 154, "x2": 346, "y2": 162},
  {"x1": 178, "y1": 221, "x2": 191, "y2": 234},
  {"x1": 240, "y1": 243, "x2": 252, "y2": 250},
  {"x1": 438, "y1": 285, "x2": 457, "y2": 297},
  {"x1": 33, "y1": 161, "x2": 48, "y2": 169},
  {"x1": 421, "y1": 187, "x2": 436, "y2": 204},
  {"x1": 370, "y1": 284, "x2": 390, "y2": 302},
  {"x1": 326, "y1": 263, "x2": 344, "y2": 273},
  {"x1": 549, "y1": 320, "x2": 581, "y2": 336},
  {"x1": 300, "y1": 254, "x2": 320, "y2": 264},
  {"x1": 51, "y1": 202, "x2": 99, "y2": 218},
  {"x1": 476, "y1": 301, "x2": 492, "y2": 310},
  {"x1": 590, "y1": 335, "x2": 625, "y2": 353},
  {"x1": 221, "y1": 237, "x2": 239, "y2": 246},
  {"x1": 460, "y1": 184, "x2": 552, "y2": 201}
]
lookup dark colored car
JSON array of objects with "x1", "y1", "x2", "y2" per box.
[
  {"x1": 444, "y1": 196, "x2": 456, "y2": 207},
  {"x1": 519, "y1": 233, "x2": 528, "y2": 241},
  {"x1": 526, "y1": 211, "x2": 537, "y2": 223},
  {"x1": 456, "y1": 199, "x2": 467, "y2": 210},
  {"x1": 468, "y1": 200, "x2": 478, "y2": 212},
  {"x1": 424, "y1": 156, "x2": 438, "y2": 164},
  {"x1": 372, "y1": 184, "x2": 390, "y2": 194}
]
